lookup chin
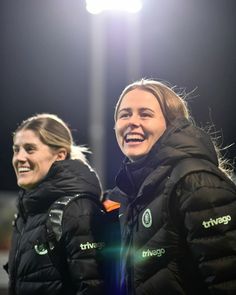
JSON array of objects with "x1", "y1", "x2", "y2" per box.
[
  {"x1": 18, "y1": 183, "x2": 27, "y2": 189},
  {"x1": 18, "y1": 182, "x2": 32, "y2": 190}
]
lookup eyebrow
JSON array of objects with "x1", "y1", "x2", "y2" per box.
[
  {"x1": 13, "y1": 143, "x2": 37, "y2": 148},
  {"x1": 139, "y1": 107, "x2": 155, "y2": 113},
  {"x1": 117, "y1": 108, "x2": 131, "y2": 114},
  {"x1": 118, "y1": 107, "x2": 155, "y2": 113}
]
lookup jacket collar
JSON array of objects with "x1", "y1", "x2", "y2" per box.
[
  {"x1": 115, "y1": 118, "x2": 218, "y2": 198},
  {"x1": 18, "y1": 159, "x2": 102, "y2": 215}
]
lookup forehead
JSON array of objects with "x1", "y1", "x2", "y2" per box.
[
  {"x1": 119, "y1": 89, "x2": 160, "y2": 109},
  {"x1": 13, "y1": 129, "x2": 41, "y2": 144}
]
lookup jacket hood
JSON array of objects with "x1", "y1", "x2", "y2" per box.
[
  {"x1": 115, "y1": 118, "x2": 218, "y2": 196},
  {"x1": 152, "y1": 118, "x2": 218, "y2": 166},
  {"x1": 19, "y1": 159, "x2": 102, "y2": 214}
]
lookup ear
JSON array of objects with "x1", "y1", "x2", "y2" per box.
[{"x1": 55, "y1": 148, "x2": 67, "y2": 161}]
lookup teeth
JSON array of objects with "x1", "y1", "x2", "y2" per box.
[
  {"x1": 125, "y1": 134, "x2": 144, "y2": 143},
  {"x1": 18, "y1": 167, "x2": 31, "y2": 173}
]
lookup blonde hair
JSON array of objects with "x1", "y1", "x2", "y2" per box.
[
  {"x1": 114, "y1": 79, "x2": 190, "y2": 124},
  {"x1": 13, "y1": 113, "x2": 89, "y2": 164},
  {"x1": 114, "y1": 79, "x2": 234, "y2": 179}
]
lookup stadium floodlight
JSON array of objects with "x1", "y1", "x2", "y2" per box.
[{"x1": 86, "y1": 0, "x2": 143, "y2": 15}]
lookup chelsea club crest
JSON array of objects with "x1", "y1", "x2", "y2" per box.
[{"x1": 142, "y1": 208, "x2": 152, "y2": 228}]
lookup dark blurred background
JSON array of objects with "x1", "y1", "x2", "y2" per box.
[
  {"x1": 1, "y1": 0, "x2": 236, "y2": 191},
  {"x1": 0, "y1": 0, "x2": 236, "y2": 292}
]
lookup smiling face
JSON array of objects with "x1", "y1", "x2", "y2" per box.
[
  {"x1": 12, "y1": 129, "x2": 64, "y2": 190},
  {"x1": 115, "y1": 88, "x2": 167, "y2": 161}
]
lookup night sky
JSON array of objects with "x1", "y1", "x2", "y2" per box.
[{"x1": 1, "y1": 0, "x2": 236, "y2": 192}]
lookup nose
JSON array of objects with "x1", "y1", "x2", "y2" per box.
[
  {"x1": 127, "y1": 115, "x2": 141, "y2": 131},
  {"x1": 13, "y1": 148, "x2": 27, "y2": 162},
  {"x1": 127, "y1": 114, "x2": 141, "y2": 128}
]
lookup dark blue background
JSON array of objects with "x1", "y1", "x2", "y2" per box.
[{"x1": 1, "y1": 0, "x2": 235, "y2": 191}]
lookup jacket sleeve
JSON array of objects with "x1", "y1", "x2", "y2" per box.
[
  {"x1": 177, "y1": 172, "x2": 236, "y2": 294},
  {"x1": 61, "y1": 197, "x2": 106, "y2": 295}
]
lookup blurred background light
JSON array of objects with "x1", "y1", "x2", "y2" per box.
[
  {"x1": 86, "y1": 0, "x2": 143, "y2": 14},
  {"x1": 1, "y1": 1, "x2": 236, "y2": 292},
  {"x1": 1, "y1": 0, "x2": 235, "y2": 190}
]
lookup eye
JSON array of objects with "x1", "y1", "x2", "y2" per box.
[
  {"x1": 13, "y1": 146, "x2": 19, "y2": 153},
  {"x1": 25, "y1": 146, "x2": 35, "y2": 153},
  {"x1": 140, "y1": 112, "x2": 153, "y2": 118},
  {"x1": 24, "y1": 144, "x2": 36, "y2": 154},
  {"x1": 118, "y1": 112, "x2": 130, "y2": 119}
]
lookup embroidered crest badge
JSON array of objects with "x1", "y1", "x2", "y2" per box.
[
  {"x1": 142, "y1": 208, "x2": 152, "y2": 228},
  {"x1": 34, "y1": 243, "x2": 48, "y2": 255}
]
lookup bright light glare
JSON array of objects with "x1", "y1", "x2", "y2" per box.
[{"x1": 86, "y1": 0, "x2": 143, "y2": 14}]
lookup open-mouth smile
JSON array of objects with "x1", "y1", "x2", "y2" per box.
[
  {"x1": 124, "y1": 132, "x2": 146, "y2": 143},
  {"x1": 18, "y1": 167, "x2": 31, "y2": 173}
]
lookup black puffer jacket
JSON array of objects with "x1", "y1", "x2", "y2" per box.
[
  {"x1": 111, "y1": 118, "x2": 236, "y2": 295},
  {"x1": 7, "y1": 159, "x2": 106, "y2": 295}
]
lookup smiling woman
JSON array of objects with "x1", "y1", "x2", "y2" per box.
[
  {"x1": 5, "y1": 113, "x2": 109, "y2": 295},
  {"x1": 12, "y1": 129, "x2": 66, "y2": 190},
  {"x1": 115, "y1": 88, "x2": 167, "y2": 161},
  {"x1": 108, "y1": 78, "x2": 236, "y2": 295}
]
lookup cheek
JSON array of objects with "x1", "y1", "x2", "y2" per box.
[
  {"x1": 115, "y1": 120, "x2": 126, "y2": 133},
  {"x1": 160, "y1": 122, "x2": 167, "y2": 136},
  {"x1": 45, "y1": 157, "x2": 56, "y2": 168},
  {"x1": 115, "y1": 129, "x2": 121, "y2": 145},
  {"x1": 38, "y1": 158, "x2": 54, "y2": 173},
  {"x1": 115, "y1": 127, "x2": 124, "y2": 149},
  {"x1": 153, "y1": 125, "x2": 166, "y2": 142},
  {"x1": 12, "y1": 157, "x2": 17, "y2": 169},
  {"x1": 114, "y1": 123, "x2": 121, "y2": 137},
  {"x1": 36, "y1": 166, "x2": 51, "y2": 181}
]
